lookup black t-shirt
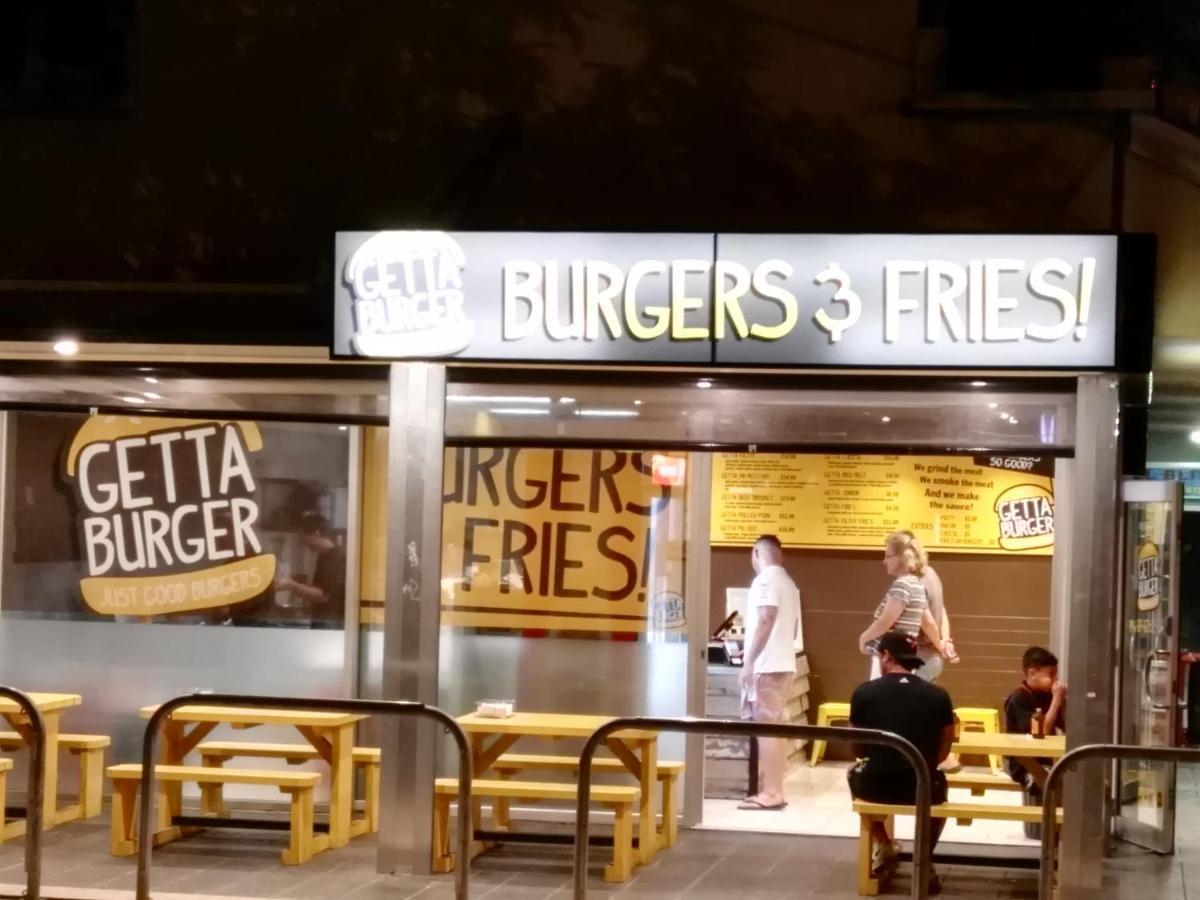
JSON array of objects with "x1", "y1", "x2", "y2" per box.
[
  {"x1": 311, "y1": 544, "x2": 347, "y2": 623},
  {"x1": 850, "y1": 672, "x2": 955, "y2": 779},
  {"x1": 1003, "y1": 683, "x2": 1062, "y2": 785},
  {"x1": 1004, "y1": 683, "x2": 1064, "y2": 735}
]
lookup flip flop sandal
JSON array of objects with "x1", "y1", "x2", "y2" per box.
[{"x1": 737, "y1": 798, "x2": 788, "y2": 810}]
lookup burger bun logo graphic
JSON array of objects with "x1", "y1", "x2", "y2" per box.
[
  {"x1": 1136, "y1": 540, "x2": 1161, "y2": 612},
  {"x1": 994, "y1": 483, "x2": 1054, "y2": 552},
  {"x1": 64, "y1": 416, "x2": 276, "y2": 618},
  {"x1": 345, "y1": 230, "x2": 474, "y2": 358}
]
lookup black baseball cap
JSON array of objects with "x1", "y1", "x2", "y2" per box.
[{"x1": 878, "y1": 632, "x2": 924, "y2": 670}]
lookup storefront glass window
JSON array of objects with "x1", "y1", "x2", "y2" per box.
[
  {"x1": 437, "y1": 445, "x2": 690, "y2": 724},
  {"x1": 1, "y1": 411, "x2": 352, "y2": 629}
]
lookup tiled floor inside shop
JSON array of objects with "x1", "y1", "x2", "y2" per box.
[
  {"x1": 0, "y1": 765, "x2": 1195, "y2": 899},
  {"x1": 703, "y1": 760, "x2": 1038, "y2": 846}
]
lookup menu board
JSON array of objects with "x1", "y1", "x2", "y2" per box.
[{"x1": 711, "y1": 453, "x2": 1054, "y2": 556}]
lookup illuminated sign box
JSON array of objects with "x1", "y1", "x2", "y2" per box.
[{"x1": 332, "y1": 230, "x2": 1150, "y2": 370}]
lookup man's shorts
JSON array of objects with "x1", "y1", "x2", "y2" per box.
[
  {"x1": 746, "y1": 672, "x2": 793, "y2": 723},
  {"x1": 847, "y1": 763, "x2": 949, "y2": 806}
]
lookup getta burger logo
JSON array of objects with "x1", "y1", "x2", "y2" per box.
[
  {"x1": 1136, "y1": 540, "x2": 1161, "y2": 612},
  {"x1": 344, "y1": 230, "x2": 474, "y2": 358},
  {"x1": 64, "y1": 417, "x2": 275, "y2": 617},
  {"x1": 994, "y1": 483, "x2": 1054, "y2": 552}
]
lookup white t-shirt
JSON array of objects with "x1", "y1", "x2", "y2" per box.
[{"x1": 744, "y1": 564, "x2": 801, "y2": 674}]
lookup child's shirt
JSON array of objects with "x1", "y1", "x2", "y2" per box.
[{"x1": 1002, "y1": 682, "x2": 1065, "y2": 787}]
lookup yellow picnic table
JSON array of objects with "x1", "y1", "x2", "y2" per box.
[
  {"x1": 139, "y1": 704, "x2": 367, "y2": 849},
  {"x1": 456, "y1": 712, "x2": 660, "y2": 865},
  {"x1": 953, "y1": 731, "x2": 1066, "y2": 789},
  {"x1": 0, "y1": 692, "x2": 82, "y2": 833}
]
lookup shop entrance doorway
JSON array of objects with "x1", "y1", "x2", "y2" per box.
[{"x1": 432, "y1": 373, "x2": 1077, "y2": 851}]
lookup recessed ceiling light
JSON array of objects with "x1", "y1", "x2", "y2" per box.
[
  {"x1": 52, "y1": 338, "x2": 79, "y2": 356},
  {"x1": 143, "y1": 392, "x2": 161, "y2": 400},
  {"x1": 881, "y1": 416, "x2": 891, "y2": 423},
  {"x1": 338, "y1": 425, "x2": 348, "y2": 431},
  {"x1": 121, "y1": 395, "x2": 146, "y2": 405},
  {"x1": 446, "y1": 395, "x2": 551, "y2": 404},
  {"x1": 634, "y1": 400, "x2": 643, "y2": 406},
  {"x1": 987, "y1": 402, "x2": 998, "y2": 409},
  {"x1": 1010, "y1": 418, "x2": 1020, "y2": 425},
  {"x1": 970, "y1": 380, "x2": 987, "y2": 387},
  {"x1": 576, "y1": 408, "x2": 639, "y2": 418},
  {"x1": 696, "y1": 380, "x2": 712, "y2": 389},
  {"x1": 1000, "y1": 412, "x2": 1011, "y2": 420},
  {"x1": 144, "y1": 376, "x2": 159, "y2": 384}
]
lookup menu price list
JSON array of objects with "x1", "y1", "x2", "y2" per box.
[
  {"x1": 714, "y1": 453, "x2": 908, "y2": 545},
  {"x1": 711, "y1": 453, "x2": 1054, "y2": 555}
]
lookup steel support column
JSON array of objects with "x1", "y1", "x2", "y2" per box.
[
  {"x1": 1058, "y1": 374, "x2": 1121, "y2": 896},
  {"x1": 378, "y1": 363, "x2": 447, "y2": 874}
]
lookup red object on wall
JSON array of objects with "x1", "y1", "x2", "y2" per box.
[{"x1": 651, "y1": 454, "x2": 686, "y2": 487}]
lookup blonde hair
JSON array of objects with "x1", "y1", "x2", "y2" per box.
[
  {"x1": 886, "y1": 530, "x2": 926, "y2": 576},
  {"x1": 895, "y1": 529, "x2": 930, "y2": 571}
]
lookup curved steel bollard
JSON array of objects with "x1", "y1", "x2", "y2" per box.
[
  {"x1": 138, "y1": 693, "x2": 472, "y2": 900},
  {"x1": 1039, "y1": 743, "x2": 1200, "y2": 900},
  {"x1": 572, "y1": 716, "x2": 933, "y2": 900},
  {"x1": 0, "y1": 686, "x2": 46, "y2": 900}
]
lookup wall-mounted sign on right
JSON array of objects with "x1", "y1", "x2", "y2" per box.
[{"x1": 710, "y1": 453, "x2": 1054, "y2": 556}]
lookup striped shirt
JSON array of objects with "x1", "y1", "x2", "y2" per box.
[{"x1": 873, "y1": 574, "x2": 928, "y2": 640}]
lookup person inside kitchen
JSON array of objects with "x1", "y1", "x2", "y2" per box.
[{"x1": 274, "y1": 512, "x2": 346, "y2": 627}]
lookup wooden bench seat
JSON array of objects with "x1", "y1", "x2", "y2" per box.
[
  {"x1": 491, "y1": 753, "x2": 685, "y2": 847},
  {"x1": 852, "y1": 799, "x2": 1063, "y2": 896},
  {"x1": 945, "y1": 771, "x2": 1024, "y2": 796},
  {"x1": 195, "y1": 741, "x2": 381, "y2": 834},
  {"x1": 0, "y1": 732, "x2": 110, "y2": 819},
  {"x1": 107, "y1": 764, "x2": 325, "y2": 865},
  {"x1": 433, "y1": 777, "x2": 640, "y2": 883}
]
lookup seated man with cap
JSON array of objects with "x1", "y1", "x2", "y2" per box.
[{"x1": 848, "y1": 631, "x2": 956, "y2": 893}]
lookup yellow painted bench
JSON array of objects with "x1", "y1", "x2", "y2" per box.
[
  {"x1": 0, "y1": 732, "x2": 109, "y2": 819},
  {"x1": 852, "y1": 799, "x2": 1063, "y2": 896},
  {"x1": 107, "y1": 764, "x2": 325, "y2": 865},
  {"x1": 491, "y1": 753, "x2": 684, "y2": 847},
  {"x1": 195, "y1": 741, "x2": 381, "y2": 834},
  {"x1": 945, "y1": 771, "x2": 1023, "y2": 796},
  {"x1": 433, "y1": 777, "x2": 640, "y2": 883}
]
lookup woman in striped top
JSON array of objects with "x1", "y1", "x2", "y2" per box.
[{"x1": 858, "y1": 530, "x2": 946, "y2": 678}]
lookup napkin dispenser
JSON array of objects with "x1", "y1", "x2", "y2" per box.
[{"x1": 475, "y1": 699, "x2": 516, "y2": 718}]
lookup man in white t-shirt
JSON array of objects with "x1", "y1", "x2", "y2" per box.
[{"x1": 738, "y1": 534, "x2": 801, "y2": 810}]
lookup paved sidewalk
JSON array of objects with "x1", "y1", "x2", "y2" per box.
[
  {"x1": 0, "y1": 763, "x2": 1196, "y2": 899},
  {"x1": 0, "y1": 820, "x2": 1055, "y2": 899}
]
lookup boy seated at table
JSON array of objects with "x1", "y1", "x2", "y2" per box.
[{"x1": 1003, "y1": 645, "x2": 1066, "y2": 799}]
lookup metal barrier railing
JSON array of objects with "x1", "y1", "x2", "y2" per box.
[
  {"x1": 0, "y1": 687, "x2": 46, "y2": 900},
  {"x1": 1039, "y1": 743, "x2": 1200, "y2": 900},
  {"x1": 572, "y1": 717, "x2": 934, "y2": 900},
  {"x1": 138, "y1": 694, "x2": 472, "y2": 900}
]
